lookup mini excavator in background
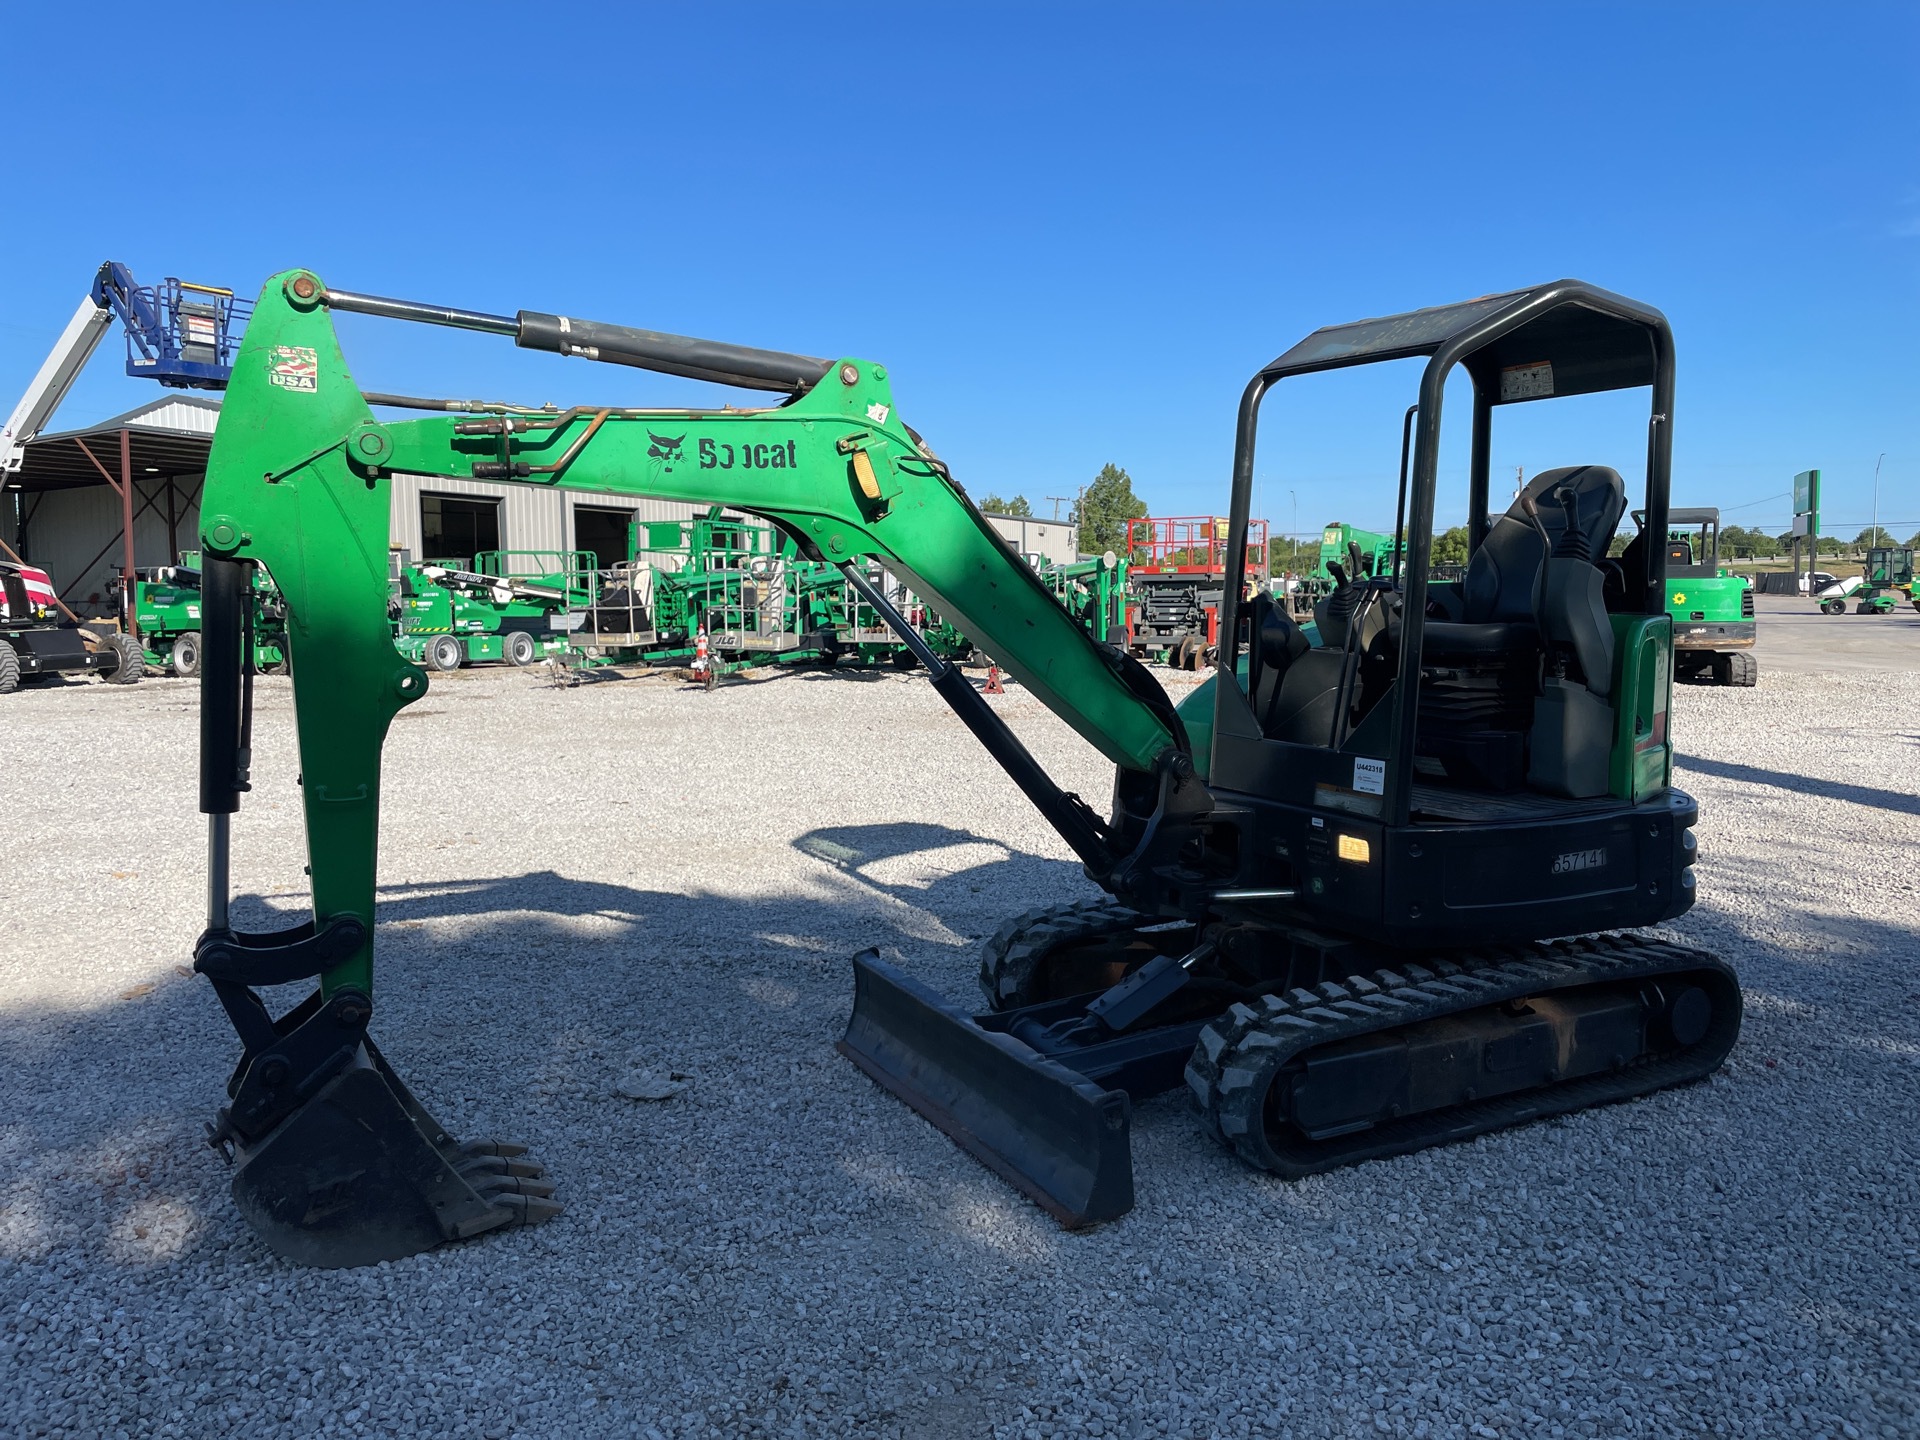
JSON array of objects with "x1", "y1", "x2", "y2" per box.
[{"x1": 194, "y1": 272, "x2": 1740, "y2": 1266}]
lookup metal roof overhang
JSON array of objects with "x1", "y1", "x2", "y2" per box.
[{"x1": 8, "y1": 420, "x2": 213, "y2": 493}]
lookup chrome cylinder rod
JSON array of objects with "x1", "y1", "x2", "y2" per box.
[{"x1": 208, "y1": 813, "x2": 231, "y2": 932}]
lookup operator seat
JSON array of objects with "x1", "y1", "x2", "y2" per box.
[{"x1": 1417, "y1": 465, "x2": 1627, "y2": 790}]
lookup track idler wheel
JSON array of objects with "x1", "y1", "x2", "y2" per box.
[{"x1": 208, "y1": 988, "x2": 560, "y2": 1268}]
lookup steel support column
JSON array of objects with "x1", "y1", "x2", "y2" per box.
[{"x1": 120, "y1": 430, "x2": 137, "y2": 639}]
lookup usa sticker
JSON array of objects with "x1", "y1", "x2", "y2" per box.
[
  {"x1": 1353, "y1": 757, "x2": 1385, "y2": 795},
  {"x1": 269, "y1": 345, "x2": 319, "y2": 392}
]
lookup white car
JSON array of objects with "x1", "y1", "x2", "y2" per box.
[{"x1": 1796, "y1": 570, "x2": 1840, "y2": 595}]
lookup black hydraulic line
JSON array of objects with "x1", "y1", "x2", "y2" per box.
[
  {"x1": 363, "y1": 392, "x2": 506, "y2": 413},
  {"x1": 836, "y1": 564, "x2": 1114, "y2": 876}
]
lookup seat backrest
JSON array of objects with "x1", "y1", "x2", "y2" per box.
[{"x1": 1458, "y1": 465, "x2": 1628, "y2": 625}]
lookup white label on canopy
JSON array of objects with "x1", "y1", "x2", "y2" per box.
[
  {"x1": 1500, "y1": 361, "x2": 1554, "y2": 401},
  {"x1": 1353, "y1": 757, "x2": 1386, "y2": 795}
]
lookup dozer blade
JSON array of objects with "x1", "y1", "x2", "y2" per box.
[
  {"x1": 837, "y1": 949, "x2": 1134, "y2": 1228},
  {"x1": 223, "y1": 1028, "x2": 560, "y2": 1269}
]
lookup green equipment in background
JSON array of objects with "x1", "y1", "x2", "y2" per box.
[
  {"x1": 388, "y1": 553, "x2": 578, "y2": 671},
  {"x1": 1313, "y1": 522, "x2": 1398, "y2": 587},
  {"x1": 1037, "y1": 551, "x2": 1133, "y2": 649},
  {"x1": 1656, "y1": 509, "x2": 1756, "y2": 686},
  {"x1": 124, "y1": 552, "x2": 286, "y2": 676},
  {"x1": 1827, "y1": 546, "x2": 1917, "y2": 615},
  {"x1": 579, "y1": 508, "x2": 839, "y2": 674}
]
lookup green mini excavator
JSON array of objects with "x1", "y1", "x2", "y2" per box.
[{"x1": 194, "y1": 273, "x2": 1740, "y2": 1266}]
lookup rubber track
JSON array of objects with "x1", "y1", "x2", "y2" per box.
[
  {"x1": 1184, "y1": 932, "x2": 1741, "y2": 1176},
  {"x1": 977, "y1": 899, "x2": 1143, "y2": 1011}
]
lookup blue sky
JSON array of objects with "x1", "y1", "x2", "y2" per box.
[{"x1": 3, "y1": 3, "x2": 1913, "y2": 542}]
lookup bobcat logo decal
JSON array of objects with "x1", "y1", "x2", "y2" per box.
[{"x1": 647, "y1": 431, "x2": 687, "y2": 472}]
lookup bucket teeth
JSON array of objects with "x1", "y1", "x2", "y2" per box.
[
  {"x1": 457, "y1": 1153, "x2": 544, "y2": 1180},
  {"x1": 459, "y1": 1139, "x2": 530, "y2": 1159},
  {"x1": 473, "y1": 1173, "x2": 559, "y2": 1200},
  {"x1": 491, "y1": 1193, "x2": 565, "y2": 1227}
]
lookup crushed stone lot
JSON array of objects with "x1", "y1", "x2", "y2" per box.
[{"x1": 1, "y1": 659, "x2": 1915, "y2": 1439}]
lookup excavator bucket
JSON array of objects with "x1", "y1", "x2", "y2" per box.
[
  {"x1": 224, "y1": 1033, "x2": 559, "y2": 1269},
  {"x1": 837, "y1": 950, "x2": 1135, "y2": 1228}
]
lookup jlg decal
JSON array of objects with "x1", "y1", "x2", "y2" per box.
[{"x1": 699, "y1": 439, "x2": 798, "y2": 470}]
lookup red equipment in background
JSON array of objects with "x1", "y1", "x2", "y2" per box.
[{"x1": 1124, "y1": 516, "x2": 1270, "y2": 669}]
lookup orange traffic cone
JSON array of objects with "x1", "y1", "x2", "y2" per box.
[{"x1": 984, "y1": 664, "x2": 1005, "y2": 695}]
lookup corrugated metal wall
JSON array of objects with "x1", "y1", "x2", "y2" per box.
[
  {"x1": 9, "y1": 472, "x2": 719, "y2": 615},
  {"x1": 385, "y1": 474, "x2": 705, "y2": 563},
  {"x1": 11, "y1": 475, "x2": 204, "y2": 610}
]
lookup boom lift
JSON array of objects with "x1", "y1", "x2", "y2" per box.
[
  {"x1": 193, "y1": 272, "x2": 1739, "y2": 1267},
  {"x1": 2, "y1": 261, "x2": 248, "y2": 475}
]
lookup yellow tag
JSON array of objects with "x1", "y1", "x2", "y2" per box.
[{"x1": 851, "y1": 450, "x2": 881, "y2": 501}]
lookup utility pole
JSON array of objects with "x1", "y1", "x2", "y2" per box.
[
  {"x1": 1515, "y1": 465, "x2": 1524, "y2": 500},
  {"x1": 1289, "y1": 489, "x2": 1298, "y2": 576},
  {"x1": 1873, "y1": 453, "x2": 1885, "y2": 547},
  {"x1": 1046, "y1": 495, "x2": 1069, "y2": 522}
]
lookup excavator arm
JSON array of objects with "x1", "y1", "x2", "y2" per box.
[
  {"x1": 200, "y1": 272, "x2": 1186, "y2": 983},
  {"x1": 193, "y1": 271, "x2": 1199, "y2": 1264}
]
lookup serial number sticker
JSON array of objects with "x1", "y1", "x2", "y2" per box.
[
  {"x1": 1352, "y1": 757, "x2": 1386, "y2": 795},
  {"x1": 1499, "y1": 361, "x2": 1553, "y2": 402},
  {"x1": 1551, "y1": 847, "x2": 1607, "y2": 875},
  {"x1": 268, "y1": 345, "x2": 318, "y2": 392}
]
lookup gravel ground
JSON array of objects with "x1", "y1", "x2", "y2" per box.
[{"x1": 1, "y1": 658, "x2": 1915, "y2": 1439}]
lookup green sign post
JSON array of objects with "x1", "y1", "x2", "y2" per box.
[{"x1": 1792, "y1": 469, "x2": 1821, "y2": 589}]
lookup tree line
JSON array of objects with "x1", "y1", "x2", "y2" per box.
[{"x1": 977, "y1": 470, "x2": 1920, "y2": 565}]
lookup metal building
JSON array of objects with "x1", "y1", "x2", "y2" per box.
[
  {"x1": 981, "y1": 513, "x2": 1079, "y2": 565},
  {"x1": 2, "y1": 395, "x2": 747, "y2": 622}
]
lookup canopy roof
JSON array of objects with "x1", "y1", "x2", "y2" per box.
[{"x1": 1262, "y1": 280, "x2": 1667, "y2": 404}]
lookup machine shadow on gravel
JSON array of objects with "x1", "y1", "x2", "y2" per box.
[
  {"x1": 8, "y1": 842, "x2": 1915, "y2": 1287},
  {"x1": 0, "y1": 834, "x2": 1099, "y2": 1269},
  {"x1": 1677, "y1": 752, "x2": 1920, "y2": 817},
  {"x1": 1674, "y1": 846, "x2": 1920, "y2": 996},
  {"x1": 791, "y1": 822, "x2": 1079, "y2": 907}
]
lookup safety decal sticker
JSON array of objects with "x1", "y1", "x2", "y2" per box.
[
  {"x1": 866, "y1": 402, "x2": 890, "y2": 425},
  {"x1": 269, "y1": 345, "x2": 319, "y2": 392},
  {"x1": 1499, "y1": 361, "x2": 1553, "y2": 402},
  {"x1": 1352, "y1": 756, "x2": 1386, "y2": 795}
]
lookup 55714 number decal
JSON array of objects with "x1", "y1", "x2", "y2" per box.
[{"x1": 700, "y1": 439, "x2": 798, "y2": 470}]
